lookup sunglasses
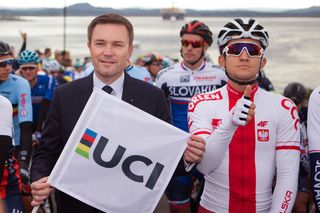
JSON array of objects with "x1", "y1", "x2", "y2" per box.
[
  {"x1": 181, "y1": 40, "x2": 204, "y2": 48},
  {"x1": 150, "y1": 61, "x2": 163, "y2": 66},
  {"x1": 223, "y1": 42, "x2": 264, "y2": 57},
  {"x1": 0, "y1": 59, "x2": 14, "y2": 68},
  {"x1": 21, "y1": 66, "x2": 37, "y2": 71}
]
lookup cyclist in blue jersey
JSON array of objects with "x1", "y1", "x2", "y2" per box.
[
  {"x1": 43, "y1": 59, "x2": 69, "y2": 86},
  {"x1": 0, "y1": 40, "x2": 32, "y2": 213},
  {"x1": 18, "y1": 50, "x2": 56, "y2": 142},
  {"x1": 155, "y1": 20, "x2": 228, "y2": 213},
  {"x1": 125, "y1": 61, "x2": 153, "y2": 84},
  {"x1": 85, "y1": 60, "x2": 153, "y2": 84}
]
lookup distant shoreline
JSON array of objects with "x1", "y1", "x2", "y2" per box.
[
  {"x1": 0, "y1": 15, "x2": 25, "y2": 21},
  {"x1": 0, "y1": 3, "x2": 319, "y2": 18}
]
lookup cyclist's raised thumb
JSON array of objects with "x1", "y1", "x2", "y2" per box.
[{"x1": 244, "y1": 85, "x2": 252, "y2": 100}]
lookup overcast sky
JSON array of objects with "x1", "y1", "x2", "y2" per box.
[{"x1": 0, "y1": 0, "x2": 319, "y2": 10}]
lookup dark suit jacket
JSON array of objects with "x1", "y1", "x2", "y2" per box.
[{"x1": 31, "y1": 72, "x2": 179, "y2": 212}]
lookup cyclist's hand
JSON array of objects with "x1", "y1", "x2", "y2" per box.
[
  {"x1": 31, "y1": 177, "x2": 52, "y2": 207},
  {"x1": 184, "y1": 135, "x2": 205, "y2": 164},
  {"x1": 20, "y1": 30, "x2": 27, "y2": 40},
  {"x1": 231, "y1": 85, "x2": 255, "y2": 126}
]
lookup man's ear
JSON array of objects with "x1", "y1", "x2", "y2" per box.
[
  {"x1": 260, "y1": 57, "x2": 267, "y2": 69},
  {"x1": 218, "y1": 55, "x2": 226, "y2": 68},
  {"x1": 128, "y1": 45, "x2": 133, "y2": 59},
  {"x1": 204, "y1": 43, "x2": 209, "y2": 52}
]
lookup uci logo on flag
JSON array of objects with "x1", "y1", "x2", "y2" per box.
[{"x1": 75, "y1": 128, "x2": 164, "y2": 190}]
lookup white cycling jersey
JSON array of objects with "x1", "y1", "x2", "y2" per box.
[
  {"x1": 0, "y1": 95, "x2": 12, "y2": 137},
  {"x1": 188, "y1": 84, "x2": 300, "y2": 213},
  {"x1": 308, "y1": 86, "x2": 320, "y2": 153},
  {"x1": 308, "y1": 87, "x2": 320, "y2": 210},
  {"x1": 155, "y1": 61, "x2": 227, "y2": 132}
]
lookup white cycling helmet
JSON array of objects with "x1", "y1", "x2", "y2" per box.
[
  {"x1": 217, "y1": 17, "x2": 269, "y2": 52},
  {"x1": 42, "y1": 60, "x2": 61, "y2": 72}
]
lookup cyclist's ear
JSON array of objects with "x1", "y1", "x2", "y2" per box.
[
  {"x1": 218, "y1": 55, "x2": 225, "y2": 68},
  {"x1": 260, "y1": 57, "x2": 267, "y2": 69}
]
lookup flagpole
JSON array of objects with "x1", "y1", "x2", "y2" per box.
[
  {"x1": 31, "y1": 206, "x2": 39, "y2": 213},
  {"x1": 63, "y1": 0, "x2": 67, "y2": 51}
]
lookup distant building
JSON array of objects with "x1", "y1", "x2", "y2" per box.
[{"x1": 160, "y1": 8, "x2": 185, "y2": 20}]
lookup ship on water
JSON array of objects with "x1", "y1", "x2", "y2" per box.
[{"x1": 160, "y1": 0, "x2": 185, "y2": 20}]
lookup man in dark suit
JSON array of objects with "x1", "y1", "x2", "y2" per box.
[{"x1": 30, "y1": 14, "x2": 205, "y2": 212}]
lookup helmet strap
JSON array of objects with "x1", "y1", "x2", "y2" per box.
[
  {"x1": 190, "y1": 48, "x2": 204, "y2": 66},
  {"x1": 181, "y1": 46, "x2": 205, "y2": 68}
]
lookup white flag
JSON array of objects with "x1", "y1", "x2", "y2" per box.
[{"x1": 48, "y1": 88, "x2": 189, "y2": 213}]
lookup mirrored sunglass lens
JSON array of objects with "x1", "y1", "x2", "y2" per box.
[
  {"x1": 181, "y1": 40, "x2": 202, "y2": 48},
  {"x1": 245, "y1": 44, "x2": 261, "y2": 56},
  {"x1": 21, "y1": 67, "x2": 36, "y2": 71},
  {"x1": 151, "y1": 61, "x2": 162, "y2": 66},
  {"x1": 191, "y1": 41, "x2": 202, "y2": 48},
  {"x1": 181, "y1": 40, "x2": 189, "y2": 47},
  {"x1": 227, "y1": 43, "x2": 262, "y2": 56},
  {"x1": 0, "y1": 59, "x2": 13, "y2": 67}
]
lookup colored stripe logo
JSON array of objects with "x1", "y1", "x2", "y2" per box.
[{"x1": 75, "y1": 128, "x2": 97, "y2": 159}]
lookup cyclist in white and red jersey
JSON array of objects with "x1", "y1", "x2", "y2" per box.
[
  {"x1": 308, "y1": 86, "x2": 320, "y2": 211},
  {"x1": 156, "y1": 20, "x2": 227, "y2": 213},
  {"x1": 187, "y1": 18, "x2": 300, "y2": 213}
]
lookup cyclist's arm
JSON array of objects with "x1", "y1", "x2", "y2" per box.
[
  {"x1": 19, "y1": 31, "x2": 27, "y2": 54},
  {"x1": 36, "y1": 76, "x2": 56, "y2": 132},
  {"x1": 17, "y1": 79, "x2": 33, "y2": 163},
  {"x1": 194, "y1": 111, "x2": 237, "y2": 175},
  {"x1": 308, "y1": 87, "x2": 320, "y2": 211},
  {"x1": 188, "y1": 93, "x2": 237, "y2": 175},
  {"x1": 271, "y1": 101, "x2": 300, "y2": 212}
]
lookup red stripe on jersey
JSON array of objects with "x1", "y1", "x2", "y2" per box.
[
  {"x1": 276, "y1": 146, "x2": 300, "y2": 151},
  {"x1": 193, "y1": 131, "x2": 211, "y2": 136},
  {"x1": 228, "y1": 86, "x2": 256, "y2": 212}
]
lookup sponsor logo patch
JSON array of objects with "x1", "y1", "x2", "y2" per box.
[
  {"x1": 180, "y1": 75, "x2": 190, "y2": 83},
  {"x1": 20, "y1": 108, "x2": 28, "y2": 117},
  {"x1": 188, "y1": 90, "x2": 222, "y2": 112}
]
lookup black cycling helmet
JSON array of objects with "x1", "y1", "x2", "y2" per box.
[
  {"x1": 180, "y1": 20, "x2": 213, "y2": 47},
  {"x1": 283, "y1": 82, "x2": 306, "y2": 105},
  {"x1": 217, "y1": 17, "x2": 269, "y2": 54},
  {"x1": 0, "y1": 40, "x2": 12, "y2": 56}
]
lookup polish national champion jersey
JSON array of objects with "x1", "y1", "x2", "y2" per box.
[
  {"x1": 188, "y1": 84, "x2": 300, "y2": 212},
  {"x1": 31, "y1": 75, "x2": 56, "y2": 124},
  {"x1": 156, "y1": 61, "x2": 227, "y2": 131},
  {"x1": 0, "y1": 74, "x2": 33, "y2": 146}
]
